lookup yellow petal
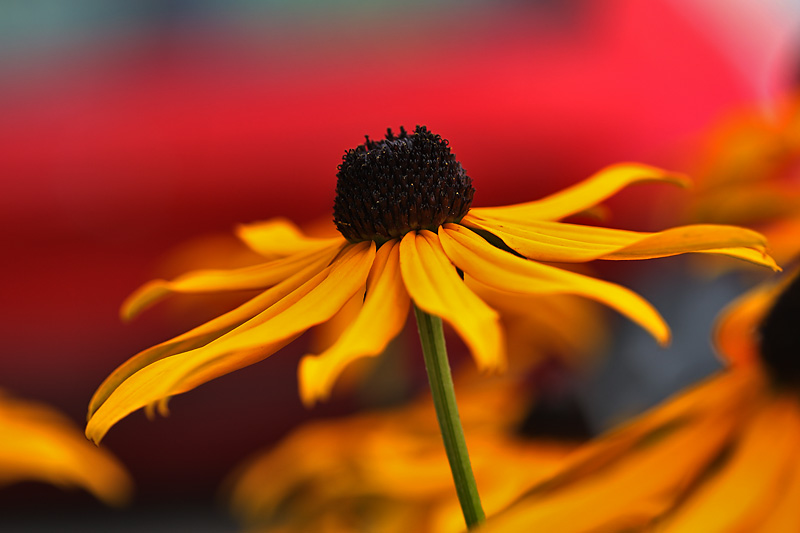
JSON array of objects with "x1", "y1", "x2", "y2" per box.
[
  {"x1": 463, "y1": 213, "x2": 633, "y2": 262},
  {"x1": 713, "y1": 280, "x2": 783, "y2": 369},
  {"x1": 659, "y1": 397, "x2": 800, "y2": 532},
  {"x1": 470, "y1": 163, "x2": 689, "y2": 222},
  {"x1": 399, "y1": 230, "x2": 505, "y2": 372},
  {"x1": 439, "y1": 224, "x2": 670, "y2": 346},
  {"x1": 757, "y1": 405, "x2": 800, "y2": 532},
  {"x1": 121, "y1": 241, "x2": 344, "y2": 321},
  {"x1": 86, "y1": 242, "x2": 376, "y2": 444},
  {"x1": 235, "y1": 217, "x2": 344, "y2": 259},
  {"x1": 606, "y1": 225, "x2": 775, "y2": 265},
  {"x1": 693, "y1": 246, "x2": 780, "y2": 271},
  {"x1": 481, "y1": 372, "x2": 755, "y2": 533},
  {"x1": 482, "y1": 402, "x2": 735, "y2": 532},
  {"x1": 464, "y1": 215, "x2": 777, "y2": 269},
  {"x1": 298, "y1": 240, "x2": 410, "y2": 407},
  {"x1": 0, "y1": 392, "x2": 132, "y2": 506},
  {"x1": 89, "y1": 246, "x2": 341, "y2": 418}
]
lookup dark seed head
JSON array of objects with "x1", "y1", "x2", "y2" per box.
[
  {"x1": 759, "y1": 273, "x2": 800, "y2": 389},
  {"x1": 333, "y1": 125, "x2": 475, "y2": 243}
]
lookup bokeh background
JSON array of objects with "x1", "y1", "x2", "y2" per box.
[{"x1": 1, "y1": 0, "x2": 799, "y2": 531}]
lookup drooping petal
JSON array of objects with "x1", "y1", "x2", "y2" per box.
[
  {"x1": 0, "y1": 392, "x2": 132, "y2": 506},
  {"x1": 88, "y1": 246, "x2": 342, "y2": 418},
  {"x1": 464, "y1": 215, "x2": 777, "y2": 269},
  {"x1": 298, "y1": 240, "x2": 410, "y2": 407},
  {"x1": 482, "y1": 397, "x2": 738, "y2": 533},
  {"x1": 659, "y1": 397, "x2": 800, "y2": 532},
  {"x1": 86, "y1": 242, "x2": 376, "y2": 444},
  {"x1": 439, "y1": 224, "x2": 670, "y2": 345},
  {"x1": 399, "y1": 230, "x2": 505, "y2": 372},
  {"x1": 757, "y1": 404, "x2": 800, "y2": 532},
  {"x1": 481, "y1": 371, "x2": 758, "y2": 533},
  {"x1": 712, "y1": 281, "x2": 781, "y2": 369},
  {"x1": 469, "y1": 163, "x2": 689, "y2": 222},
  {"x1": 121, "y1": 241, "x2": 344, "y2": 321},
  {"x1": 558, "y1": 371, "x2": 757, "y2": 480},
  {"x1": 235, "y1": 218, "x2": 344, "y2": 259}
]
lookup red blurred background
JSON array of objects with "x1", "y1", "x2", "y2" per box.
[{"x1": 1, "y1": 0, "x2": 797, "y2": 530}]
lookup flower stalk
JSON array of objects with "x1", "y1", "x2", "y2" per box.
[{"x1": 413, "y1": 303, "x2": 486, "y2": 528}]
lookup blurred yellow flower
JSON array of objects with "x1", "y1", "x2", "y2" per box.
[
  {"x1": 480, "y1": 268, "x2": 800, "y2": 532},
  {"x1": 688, "y1": 93, "x2": 800, "y2": 266},
  {"x1": 225, "y1": 292, "x2": 603, "y2": 533},
  {"x1": 86, "y1": 126, "x2": 777, "y2": 444},
  {"x1": 0, "y1": 391, "x2": 132, "y2": 506}
]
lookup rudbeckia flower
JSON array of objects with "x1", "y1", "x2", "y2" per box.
[
  {"x1": 86, "y1": 125, "x2": 777, "y2": 444},
  {"x1": 226, "y1": 381, "x2": 576, "y2": 533},
  {"x1": 688, "y1": 93, "x2": 800, "y2": 266},
  {"x1": 480, "y1": 267, "x2": 800, "y2": 532},
  {"x1": 0, "y1": 390, "x2": 132, "y2": 506}
]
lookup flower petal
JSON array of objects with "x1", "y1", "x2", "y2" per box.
[
  {"x1": 235, "y1": 218, "x2": 344, "y2": 259},
  {"x1": 0, "y1": 392, "x2": 133, "y2": 506},
  {"x1": 482, "y1": 390, "x2": 739, "y2": 533},
  {"x1": 121, "y1": 241, "x2": 344, "y2": 321},
  {"x1": 469, "y1": 163, "x2": 689, "y2": 222},
  {"x1": 439, "y1": 224, "x2": 670, "y2": 345},
  {"x1": 482, "y1": 371, "x2": 759, "y2": 533},
  {"x1": 88, "y1": 246, "x2": 343, "y2": 418},
  {"x1": 713, "y1": 279, "x2": 784, "y2": 368},
  {"x1": 399, "y1": 230, "x2": 505, "y2": 372},
  {"x1": 659, "y1": 397, "x2": 800, "y2": 532},
  {"x1": 86, "y1": 242, "x2": 376, "y2": 444},
  {"x1": 757, "y1": 407, "x2": 800, "y2": 532},
  {"x1": 465, "y1": 215, "x2": 777, "y2": 269},
  {"x1": 298, "y1": 240, "x2": 410, "y2": 407}
]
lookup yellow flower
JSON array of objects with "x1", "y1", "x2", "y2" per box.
[
  {"x1": 0, "y1": 390, "x2": 132, "y2": 506},
  {"x1": 480, "y1": 269, "x2": 800, "y2": 532},
  {"x1": 688, "y1": 93, "x2": 800, "y2": 266},
  {"x1": 226, "y1": 382, "x2": 576, "y2": 533},
  {"x1": 86, "y1": 125, "x2": 777, "y2": 444}
]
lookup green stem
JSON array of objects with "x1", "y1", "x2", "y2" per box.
[{"x1": 413, "y1": 304, "x2": 486, "y2": 528}]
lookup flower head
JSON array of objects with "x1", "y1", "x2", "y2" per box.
[
  {"x1": 481, "y1": 268, "x2": 800, "y2": 532},
  {"x1": 334, "y1": 125, "x2": 474, "y2": 242},
  {"x1": 86, "y1": 126, "x2": 777, "y2": 444}
]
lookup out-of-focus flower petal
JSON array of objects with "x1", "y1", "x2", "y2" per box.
[
  {"x1": 687, "y1": 93, "x2": 800, "y2": 267},
  {"x1": 0, "y1": 392, "x2": 132, "y2": 506},
  {"x1": 757, "y1": 437, "x2": 800, "y2": 532},
  {"x1": 658, "y1": 396, "x2": 800, "y2": 532},
  {"x1": 236, "y1": 218, "x2": 344, "y2": 260},
  {"x1": 480, "y1": 371, "x2": 762, "y2": 533}
]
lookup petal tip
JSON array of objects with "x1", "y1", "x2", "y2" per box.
[
  {"x1": 84, "y1": 423, "x2": 105, "y2": 447},
  {"x1": 298, "y1": 356, "x2": 323, "y2": 409},
  {"x1": 120, "y1": 280, "x2": 170, "y2": 322},
  {"x1": 656, "y1": 327, "x2": 672, "y2": 348},
  {"x1": 611, "y1": 162, "x2": 692, "y2": 188}
]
